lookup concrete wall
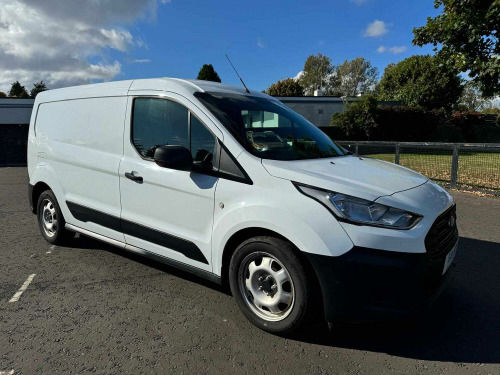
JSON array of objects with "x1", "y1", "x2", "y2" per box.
[
  {"x1": 0, "y1": 99, "x2": 34, "y2": 166},
  {"x1": 277, "y1": 97, "x2": 400, "y2": 127}
]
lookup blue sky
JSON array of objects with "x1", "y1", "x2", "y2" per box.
[
  {"x1": 0, "y1": 0, "x2": 440, "y2": 92},
  {"x1": 120, "y1": 0, "x2": 440, "y2": 91}
]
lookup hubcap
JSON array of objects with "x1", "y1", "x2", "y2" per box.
[
  {"x1": 238, "y1": 253, "x2": 295, "y2": 322},
  {"x1": 41, "y1": 199, "x2": 58, "y2": 238}
]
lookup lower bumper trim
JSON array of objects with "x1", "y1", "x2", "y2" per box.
[{"x1": 304, "y1": 246, "x2": 453, "y2": 322}]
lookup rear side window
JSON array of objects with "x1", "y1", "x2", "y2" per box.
[{"x1": 132, "y1": 98, "x2": 189, "y2": 158}]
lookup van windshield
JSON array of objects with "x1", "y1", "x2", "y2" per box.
[{"x1": 194, "y1": 92, "x2": 347, "y2": 161}]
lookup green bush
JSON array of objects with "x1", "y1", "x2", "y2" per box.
[
  {"x1": 319, "y1": 126, "x2": 347, "y2": 140},
  {"x1": 375, "y1": 106, "x2": 448, "y2": 141},
  {"x1": 450, "y1": 112, "x2": 500, "y2": 143},
  {"x1": 326, "y1": 102, "x2": 500, "y2": 142},
  {"x1": 330, "y1": 96, "x2": 378, "y2": 139}
]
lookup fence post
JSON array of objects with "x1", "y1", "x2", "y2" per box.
[
  {"x1": 451, "y1": 145, "x2": 459, "y2": 188},
  {"x1": 355, "y1": 141, "x2": 359, "y2": 155},
  {"x1": 395, "y1": 143, "x2": 400, "y2": 164}
]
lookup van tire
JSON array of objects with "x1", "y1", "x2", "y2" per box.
[
  {"x1": 36, "y1": 190, "x2": 71, "y2": 245},
  {"x1": 229, "y1": 236, "x2": 311, "y2": 334}
]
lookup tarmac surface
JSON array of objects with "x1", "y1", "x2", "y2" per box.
[{"x1": 0, "y1": 167, "x2": 499, "y2": 374}]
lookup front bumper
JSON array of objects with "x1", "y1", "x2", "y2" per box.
[{"x1": 304, "y1": 244, "x2": 455, "y2": 322}]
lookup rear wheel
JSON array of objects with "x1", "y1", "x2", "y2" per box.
[
  {"x1": 37, "y1": 190, "x2": 71, "y2": 245},
  {"x1": 229, "y1": 236, "x2": 312, "y2": 334}
]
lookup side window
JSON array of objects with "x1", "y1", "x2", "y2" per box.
[
  {"x1": 132, "y1": 98, "x2": 189, "y2": 158},
  {"x1": 190, "y1": 114, "x2": 216, "y2": 167}
]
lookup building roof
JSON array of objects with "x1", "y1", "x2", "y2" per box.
[{"x1": 0, "y1": 98, "x2": 35, "y2": 124}]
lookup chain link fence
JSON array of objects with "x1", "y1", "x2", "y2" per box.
[{"x1": 337, "y1": 141, "x2": 500, "y2": 196}]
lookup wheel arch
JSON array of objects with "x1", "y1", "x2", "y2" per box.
[
  {"x1": 220, "y1": 227, "x2": 323, "y2": 313},
  {"x1": 31, "y1": 181, "x2": 52, "y2": 214}
]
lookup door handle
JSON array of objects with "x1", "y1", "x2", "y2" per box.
[{"x1": 125, "y1": 171, "x2": 143, "y2": 183}]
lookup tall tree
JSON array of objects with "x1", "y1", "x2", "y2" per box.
[
  {"x1": 413, "y1": 0, "x2": 500, "y2": 97},
  {"x1": 196, "y1": 64, "x2": 221, "y2": 83},
  {"x1": 265, "y1": 78, "x2": 304, "y2": 96},
  {"x1": 334, "y1": 57, "x2": 378, "y2": 102},
  {"x1": 299, "y1": 53, "x2": 334, "y2": 95},
  {"x1": 0, "y1": 91, "x2": 6, "y2": 98},
  {"x1": 30, "y1": 81, "x2": 48, "y2": 98},
  {"x1": 376, "y1": 55, "x2": 463, "y2": 110},
  {"x1": 457, "y1": 81, "x2": 491, "y2": 112},
  {"x1": 8, "y1": 81, "x2": 29, "y2": 98}
]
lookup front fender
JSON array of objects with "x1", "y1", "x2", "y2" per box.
[{"x1": 211, "y1": 177, "x2": 354, "y2": 276}]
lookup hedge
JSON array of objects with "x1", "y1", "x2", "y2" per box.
[{"x1": 326, "y1": 104, "x2": 500, "y2": 143}]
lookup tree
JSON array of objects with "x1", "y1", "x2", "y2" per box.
[
  {"x1": 30, "y1": 81, "x2": 47, "y2": 98},
  {"x1": 334, "y1": 57, "x2": 378, "y2": 102},
  {"x1": 457, "y1": 81, "x2": 491, "y2": 112},
  {"x1": 482, "y1": 102, "x2": 500, "y2": 116},
  {"x1": 265, "y1": 78, "x2": 304, "y2": 96},
  {"x1": 196, "y1": 64, "x2": 221, "y2": 83},
  {"x1": 0, "y1": 91, "x2": 6, "y2": 98},
  {"x1": 376, "y1": 55, "x2": 463, "y2": 110},
  {"x1": 299, "y1": 53, "x2": 334, "y2": 95},
  {"x1": 330, "y1": 95, "x2": 378, "y2": 139},
  {"x1": 413, "y1": 0, "x2": 500, "y2": 97},
  {"x1": 8, "y1": 81, "x2": 29, "y2": 98}
]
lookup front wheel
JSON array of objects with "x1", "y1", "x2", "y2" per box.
[{"x1": 229, "y1": 236, "x2": 312, "y2": 334}]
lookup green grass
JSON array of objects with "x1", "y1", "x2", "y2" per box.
[{"x1": 364, "y1": 152, "x2": 500, "y2": 192}]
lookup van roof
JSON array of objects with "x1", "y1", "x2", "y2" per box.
[{"x1": 35, "y1": 78, "x2": 268, "y2": 103}]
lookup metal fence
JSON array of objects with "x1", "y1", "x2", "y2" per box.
[{"x1": 337, "y1": 141, "x2": 500, "y2": 196}]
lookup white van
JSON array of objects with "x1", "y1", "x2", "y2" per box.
[{"x1": 27, "y1": 78, "x2": 458, "y2": 333}]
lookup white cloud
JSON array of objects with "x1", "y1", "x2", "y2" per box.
[
  {"x1": 128, "y1": 58, "x2": 152, "y2": 64},
  {"x1": 364, "y1": 20, "x2": 388, "y2": 37},
  {"x1": 349, "y1": 0, "x2": 367, "y2": 5},
  {"x1": 294, "y1": 71, "x2": 304, "y2": 80},
  {"x1": 0, "y1": 0, "x2": 166, "y2": 92},
  {"x1": 377, "y1": 45, "x2": 407, "y2": 54},
  {"x1": 257, "y1": 38, "x2": 266, "y2": 49}
]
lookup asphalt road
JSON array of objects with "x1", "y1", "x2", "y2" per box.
[{"x1": 0, "y1": 167, "x2": 499, "y2": 375}]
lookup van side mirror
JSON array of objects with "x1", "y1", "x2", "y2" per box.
[{"x1": 154, "y1": 145, "x2": 193, "y2": 171}]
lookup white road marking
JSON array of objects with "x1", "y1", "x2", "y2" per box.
[
  {"x1": 0, "y1": 370, "x2": 14, "y2": 375},
  {"x1": 9, "y1": 274, "x2": 36, "y2": 303},
  {"x1": 46, "y1": 245, "x2": 55, "y2": 254}
]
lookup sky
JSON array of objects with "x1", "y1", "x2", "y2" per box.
[{"x1": 0, "y1": 0, "x2": 441, "y2": 93}]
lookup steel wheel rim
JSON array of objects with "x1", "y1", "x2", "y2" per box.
[
  {"x1": 41, "y1": 199, "x2": 58, "y2": 238},
  {"x1": 238, "y1": 252, "x2": 295, "y2": 322}
]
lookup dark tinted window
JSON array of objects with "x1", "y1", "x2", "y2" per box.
[
  {"x1": 190, "y1": 114, "x2": 216, "y2": 166},
  {"x1": 195, "y1": 92, "x2": 347, "y2": 161},
  {"x1": 132, "y1": 98, "x2": 188, "y2": 158}
]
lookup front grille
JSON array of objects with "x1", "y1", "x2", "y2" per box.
[{"x1": 425, "y1": 204, "x2": 458, "y2": 259}]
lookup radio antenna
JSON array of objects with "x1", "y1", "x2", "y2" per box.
[{"x1": 226, "y1": 54, "x2": 250, "y2": 93}]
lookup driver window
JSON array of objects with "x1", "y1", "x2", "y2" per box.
[
  {"x1": 132, "y1": 98, "x2": 189, "y2": 159},
  {"x1": 190, "y1": 114, "x2": 216, "y2": 167}
]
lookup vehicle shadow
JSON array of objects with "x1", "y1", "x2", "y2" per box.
[
  {"x1": 291, "y1": 237, "x2": 500, "y2": 364},
  {"x1": 66, "y1": 233, "x2": 228, "y2": 294},
  {"x1": 67, "y1": 234, "x2": 499, "y2": 364}
]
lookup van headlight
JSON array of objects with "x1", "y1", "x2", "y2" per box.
[{"x1": 294, "y1": 183, "x2": 422, "y2": 229}]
